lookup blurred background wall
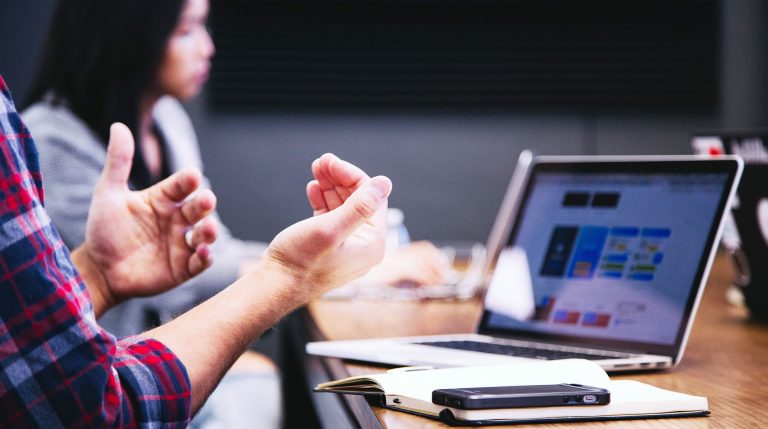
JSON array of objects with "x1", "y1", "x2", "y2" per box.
[{"x1": 2, "y1": 0, "x2": 767, "y2": 244}]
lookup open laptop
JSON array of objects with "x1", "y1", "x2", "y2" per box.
[{"x1": 307, "y1": 155, "x2": 743, "y2": 372}]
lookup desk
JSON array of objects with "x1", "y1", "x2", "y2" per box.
[{"x1": 302, "y1": 254, "x2": 768, "y2": 428}]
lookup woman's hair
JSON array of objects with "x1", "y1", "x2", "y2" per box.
[{"x1": 25, "y1": 0, "x2": 186, "y2": 189}]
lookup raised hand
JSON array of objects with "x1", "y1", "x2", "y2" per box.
[
  {"x1": 264, "y1": 153, "x2": 392, "y2": 299},
  {"x1": 308, "y1": 154, "x2": 449, "y2": 288},
  {"x1": 76, "y1": 123, "x2": 218, "y2": 314},
  {"x1": 306, "y1": 153, "x2": 369, "y2": 214}
]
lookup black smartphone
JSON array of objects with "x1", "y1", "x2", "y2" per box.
[{"x1": 432, "y1": 383, "x2": 610, "y2": 409}]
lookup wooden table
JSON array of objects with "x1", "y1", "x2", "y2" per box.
[{"x1": 303, "y1": 254, "x2": 768, "y2": 428}]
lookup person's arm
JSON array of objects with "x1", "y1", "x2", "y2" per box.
[
  {"x1": 149, "y1": 154, "x2": 392, "y2": 412},
  {"x1": 0, "y1": 79, "x2": 194, "y2": 427}
]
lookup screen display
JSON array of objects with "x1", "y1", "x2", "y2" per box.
[{"x1": 483, "y1": 168, "x2": 730, "y2": 347}]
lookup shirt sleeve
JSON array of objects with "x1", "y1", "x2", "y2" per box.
[{"x1": 0, "y1": 77, "x2": 192, "y2": 428}]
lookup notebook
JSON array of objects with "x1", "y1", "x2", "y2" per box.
[
  {"x1": 307, "y1": 155, "x2": 743, "y2": 372},
  {"x1": 314, "y1": 359, "x2": 709, "y2": 425}
]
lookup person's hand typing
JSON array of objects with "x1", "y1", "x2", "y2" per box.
[
  {"x1": 72, "y1": 123, "x2": 218, "y2": 316},
  {"x1": 364, "y1": 240, "x2": 450, "y2": 286}
]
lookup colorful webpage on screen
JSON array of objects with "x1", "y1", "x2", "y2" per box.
[{"x1": 485, "y1": 171, "x2": 729, "y2": 346}]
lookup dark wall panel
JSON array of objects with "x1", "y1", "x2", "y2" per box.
[{"x1": 209, "y1": 0, "x2": 718, "y2": 111}]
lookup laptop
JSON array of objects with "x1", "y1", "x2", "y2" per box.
[{"x1": 307, "y1": 155, "x2": 743, "y2": 372}]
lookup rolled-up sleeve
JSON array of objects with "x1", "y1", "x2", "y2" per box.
[{"x1": 112, "y1": 337, "x2": 192, "y2": 427}]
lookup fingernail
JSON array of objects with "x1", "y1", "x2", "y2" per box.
[{"x1": 370, "y1": 176, "x2": 392, "y2": 199}]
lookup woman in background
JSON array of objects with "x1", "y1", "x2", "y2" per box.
[
  {"x1": 24, "y1": 3, "x2": 282, "y2": 427},
  {"x1": 23, "y1": 0, "x2": 447, "y2": 426}
]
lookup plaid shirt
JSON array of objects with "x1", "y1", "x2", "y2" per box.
[{"x1": 0, "y1": 77, "x2": 191, "y2": 428}]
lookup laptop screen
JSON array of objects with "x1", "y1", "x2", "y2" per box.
[{"x1": 479, "y1": 158, "x2": 740, "y2": 356}]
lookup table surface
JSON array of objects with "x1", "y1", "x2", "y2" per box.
[{"x1": 307, "y1": 254, "x2": 768, "y2": 428}]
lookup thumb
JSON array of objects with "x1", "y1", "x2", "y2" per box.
[
  {"x1": 322, "y1": 175, "x2": 392, "y2": 240},
  {"x1": 98, "y1": 123, "x2": 135, "y2": 190}
]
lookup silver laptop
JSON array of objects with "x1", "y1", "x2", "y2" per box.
[{"x1": 307, "y1": 155, "x2": 743, "y2": 372}]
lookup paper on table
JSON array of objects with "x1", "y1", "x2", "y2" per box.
[{"x1": 484, "y1": 246, "x2": 536, "y2": 321}]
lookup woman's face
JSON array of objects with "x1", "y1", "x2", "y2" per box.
[{"x1": 156, "y1": 0, "x2": 215, "y2": 100}]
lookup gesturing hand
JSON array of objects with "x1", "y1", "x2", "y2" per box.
[
  {"x1": 76, "y1": 123, "x2": 218, "y2": 314},
  {"x1": 264, "y1": 153, "x2": 392, "y2": 300}
]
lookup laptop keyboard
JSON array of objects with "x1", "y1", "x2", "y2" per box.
[{"x1": 416, "y1": 340, "x2": 626, "y2": 361}]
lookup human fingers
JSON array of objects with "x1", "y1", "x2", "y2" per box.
[
  {"x1": 180, "y1": 188, "x2": 217, "y2": 225},
  {"x1": 310, "y1": 156, "x2": 345, "y2": 209},
  {"x1": 316, "y1": 154, "x2": 370, "y2": 210},
  {"x1": 409, "y1": 241, "x2": 451, "y2": 270},
  {"x1": 325, "y1": 154, "x2": 369, "y2": 188},
  {"x1": 313, "y1": 153, "x2": 370, "y2": 191},
  {"x1": 98, "y1": 123, "x2": 135, "y2": 190},
  {"x1": 154, "y1": 168, "x2": 204, "y2": 204},
  {"x1": 386, "y1": 242, "x2": 449, "y2": 285},
  {"x1": 381, "y1": 260, "x2": 441, "y2": 285},
  {"x1": 312, "y1": 155, "x2": 334, "y2": 190},
  {"x1": 322, "y1": 188, "x2": 344, "y2": 212},
  {"x1": 307, "y1": 180, "x2": 329, "y2": 215},
  {"x1": 415, "y1": 244, "x2": 452, "y2": 283},
  {"x1": 330, "y1": 156, "x2": 372, "y2": 204},
  {"x1": 311, "y1": 157, "x2": 325, "y2": 187},
  {"x1": 318, "y1": 175, "x2": 392, "y2": 243},
  {"x1": 401, "y1": 260, "x2": 447, "y2": 286},
  {"x1": 185, "y1": 217, "x2": 219, "y2": 249},
  {"x1": 418, "y1": 261, "x2": 449, "y2": 285},
  {"x1": 404, "y1": 269, "x2": 443, "y2": 286},
  {"x1": 313, "y1": 154, "x2": 338, "y2": 185},
  {"x1": 187, "y1": 243, "x2": 214, "y2": 276},
  {"x1": 310, "y1": 156, "x2": 358, "y2": 213}
]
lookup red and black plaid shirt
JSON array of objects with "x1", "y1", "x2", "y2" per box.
[{"x1": 0, "y1": 76, "x2": 191, "y2": 428}]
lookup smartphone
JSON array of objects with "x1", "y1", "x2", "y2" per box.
[{"x1": 432, "y1": 383, "x2": 610, "y2": 409}]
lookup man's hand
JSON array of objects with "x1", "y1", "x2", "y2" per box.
[
  {"x1": 263, "y1": 153, "x2": 392, "y2": 301},
  {"x1": 308, "y1": 155, "x2": 448, "y2": 287},
  {"x1": 306, "y1": 153, "x2": 368, "y2": 215},
  {"x1": 147, "y1": 153, "x2": 389, "y2": 411},
  {"x1": 73, "y1": 123, "x2": 218, "y2": 316}
]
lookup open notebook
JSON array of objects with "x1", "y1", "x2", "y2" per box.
[{"x1": 315, "y1": 359, "x2": 708, "y2": 425}]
